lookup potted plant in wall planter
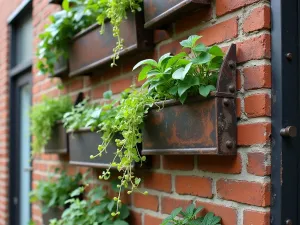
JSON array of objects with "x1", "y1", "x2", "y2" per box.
[
  {"x1": 29, "y1": 170, "x2": 82, "y2": 224},
  {"x1": 36, "y1": 0, "x2": 99, "y2": 77},
  {"x1": 68, "y1": 0, "x2": 153, "y2": 77},
  {"x1": 63, "y1": 92, "x2": 122, "y2": 168},
  {"x1": 89, "y1": 35, "x2": 236, "y2": 213},
  {"x1": 30, "y1": 95, "x2": 72, "y2": 154}
]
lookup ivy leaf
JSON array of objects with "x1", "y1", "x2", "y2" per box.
[
  {"x1": 178, "y1": 82, "x2": 191, "y2": 97},
  {"x1": 138, "y1": 65, "x2": 152, "y2": 81},
  {"x1": 168, "y1": 86, "x2": 178, "y2": 95},
  {"x1": 133, "y1": 59, "x2": 158, "y2": 70},
  {"x1": 179, "y1": 92, "x2": 188, "y2": 104},
  {"x1": 180, "y1": 35, "x2": 202, "y2": 48},
  {"x1": 209, "y1": 46, "x2": 224, "y2": 56},
  {"x1": 199, "y1": 85, "x2": 216, "y2": 97},
  {"x1": 134, "y1": 177, "x2": 141, "y2": 185},
  {"x1": 103, "y1": 90, "x2": 113, "y2": 100}
]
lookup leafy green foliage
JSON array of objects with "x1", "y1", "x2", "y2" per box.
[
  {"x1": 161, "y1": 204, "x2": 221, "y2": 225},
  {"x1": 86, "y1": 0, "x2": 143, "y2": 66},
  {"x1": 30, "y1": 95, "x2": 72, "y2": 153},
  {"x1": 63, "y1": 90, "x2": 118, "y2": 132},
  {"x1": 90, "y1": 88, "x2": 153, "y2": 212},
  {"x1": 50, "y1": 185, "x2": 129, "y2": 225},
  {"x1": 37, "y1": 0, "x2": 98, "y2": 75},
  {"x1": 134, "y1": 35, "x2": 224, "y2": 103},
  {"x1": 29, "y1": 170, "x2": 82, "y2": 214}
]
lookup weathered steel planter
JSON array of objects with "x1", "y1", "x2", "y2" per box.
[
  {"x1": 69, "y1": 12, "x2": 153, "y2": 77},
  {"x1": 68, "y1": 128, "x2": 119, "y2": 168},
  {"x1": 44, "y1": 122, "x2": 68, "y2": 154},
  {"x1": 144, "y1": 0, "x2": 211, "y2": 29},
  {"x1": 50, "y1": 57, "x2": 68, "y2": 78},
  {"x1": 42, "y1": 207, "x2": 63, "y2": 225},
  {"x1": 142, "y1": 44, "x2": 237, "y2": 155}
]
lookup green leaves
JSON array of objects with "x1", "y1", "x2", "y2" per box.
[
  {"x1": 133, "y1": 59, "x2": 158, "y2": 70},
  {"x1": 161, "y1": 204, "x2": 221, "y2": 225},
  {"x1": 199, "y1": 85, "x2": 216, "y2": 97},
  {"x1": 180, "y1": 35, "x2": 202, "y2": 48},
  {"x1": 172, "y1": 63, "x2": 192, "y2": 80}
]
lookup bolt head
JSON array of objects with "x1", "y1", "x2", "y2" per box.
[
  {"x1": 286, "y1": 53, "x2": 293, "y2": 61},
  {"x1": 223, "y1": 98, "x2": 230, "y2": 106},
  {"x1": 228, "y1": 85, "x2": 235, "y2": 93},
  {"x1": 226, "y1": 141, "x2": 233, "y2": 149},
  {"x1": 286, "y1": 219, "x2": 292, "y2": 225}
]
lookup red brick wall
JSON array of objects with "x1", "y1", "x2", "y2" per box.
[{"x1": 0, "y1": 0, "x2": 271, "y2": 224}]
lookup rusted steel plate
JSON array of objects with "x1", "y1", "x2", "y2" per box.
[
  {"x1": 142, "y1": 44, "x2": 237, "y2": 155},
  {"x1": 68, "y1": 129, "x2": 118, "y2": 168},
  {"x1": 50, "y1": 57, "x2": 68, "y2": 78},
  {"x1": 69, "y1": 12, "x2": 153, "y2": 77},
  {"x1": 144, "y1": 0, "x2": 211, "y2": 29},
  {"x1": 44, "y1": 122, "x2": 68, "y2": 154}
]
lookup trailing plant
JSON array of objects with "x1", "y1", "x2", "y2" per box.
[
  {"x1": 161, "y1": 204, "x2": 221, "y2": 225},
  {"x1": 90, "y1": 35, "x2": 225, "y2": 214},
  {"x1": 29, "y1": 169, "x2": 82, "y2": 214},
  {"x1": 86, "y1": 0, "x2": 143, "y2": 66},
  {"x1": 133, "y1": 35, "x2": 224, "y2": 103},
  {"x1": 50, "y1": 184, "x2": 130, "y2": 225},
  {"x1": 30, "y1": 95, "x2": 72, "y2": 153},
  {"x1": 37, "y1": 0, "x2": 98, "y2": 75},
  {"x1": 63, "y1": 90, "x2": 118, "y2": 132}
]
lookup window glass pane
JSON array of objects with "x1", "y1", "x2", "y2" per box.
[{"x1": 14, "y1": 12, "x2": 33, "y2": 66}]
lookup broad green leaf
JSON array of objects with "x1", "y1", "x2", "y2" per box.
[
  {"x1": 135, "y1": 177, "x2": 141, "y2": 185},
  {"x1": 166, "y1": 52, "x2": 187, "y2": 68},
  {"x1": 193, "y1": 52, "x2": 211, "y2": 64},
  {"x1": 209, "y1": 56, "x2": 223, "y2": 70},
  {"x1": 199, "y1": 85, "x2": 216, "y2": 97},
  {"x1": 171, "y1": 207, "x2": 183, "y2": 219},
  {"x1": 103, "y1": 90, "x2": 113, "y2": 99},
  {"x1": 62, "y1": 0, "x2": 69, "y2": 11},
  {"x1": 133, "y1": 59, "x2": 157, "y2": 70},
  {"x1": 172, "y1": 67, "x2": 185, "y2": 80},
  {"x1": 168, "y1": 86, "x2": 178, "y2": 95},
  {"x1": 180, "y1": 35, "x2": 202, "y2": 48},
  {"x1": 178, "y1": 81, "x2": 192, "y2": 97},
  {"x1": 107, "y1": 200, "x2": 115, "y2": 212},
  {"x1": 179, "y1": 92, "x2": 188, "y2": 104},
  {"x1": 158, "y1": 53, "x2": 171, "y2": 64},
  {"x1": 113, "y1": 220, "x2": 128, "y2": 225},
  {"x1": 209, "y1": 46, "x2": 224, "y2": 56},
  {"x1": 193, "y1": 43, "x2": 207, "y2": 53},
  {"x1": 119, "y1": 204, "x2": 130, "y2": 220},
  {"x1": 138, "y1": 65, "x2": 152, "y2": 81}
]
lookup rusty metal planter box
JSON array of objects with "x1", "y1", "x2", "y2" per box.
[
  {"x1": 144, "y1": 0, "x2": 211, "y2": 29},
  {"x1": 50, "y1": 57, "x2": 68, "y2": 78},
  {"x1": 68, "y1": 129, "x2": 118, "y2": 168},
  {"x1": 142, "y1": 44, "x2": 237, "y2": 155},
  {"x1": 44, "y1": 122, "x2": 68, "y2": 154},
  {"x1": 69, "y1": 12, "x2": 153, "y2": 77}
]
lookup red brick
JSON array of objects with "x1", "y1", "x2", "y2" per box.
[
  {"x1": 236, "y1": 98, "x2": 242, "y2": 118},
  {"x1": 247, "y1": 152, "x2": 270, "y2": 176},
  {"x1": 199, "y1": 17, "x2": 238, "y2": 46},
  {"x1": 129, "y1": 210, "x2": 142, "y2": 225},
  {"x1": 176, "y1": 7, "x2": 212, "y2": 33},
  {"x1": 67, "y1": 78, "x2": 84, "y2": 92},
  {"x1": 91, "y1": 84, "x2": 109, "y2": 100},
  {"x1": 111, "y1": 77, "x2": 132, "y2": 94},
  {"x1": 245, "y1": 94, "x2": 271, "y2": 117},
  {"x1": 144, "y1": 214, "x2": 163, "y2": 225},
  {"x1": 133, "y1": 192, "x2": 159, "y2": 211},
  {"x1": 238, "y1": 123, "x2": 271, "y2": 146},
  {"x1": 244, "y1": 65, "x2": 271, "y2": 90},
  {"x1": 243, "y1": 6, "x2": 271, "y2": 33},
  {"x1": 175, "y1": 176, "x2": 212, "y2": 198},
  {"x1": 198, "y1": 153, "x2": 242, "y2": 174},
  {"x1": 161, "y1": 196, "x2": 192, "y2": 214},
  {"x1": 162, "y1": 155, "x2": 194, "y2": 171},
  {"x1": 154, "y1": 30, "x2": 170, "y2": 44},
  {"x1": 237, "y1": 34, "x2": 271, "y2": 63},
  {"x1": 244, "y1": 210, "x2": 270, "y2": 225},
  {"x1": 196, "y1": 201, "x2": 237, "y2": 225},
  {"x1": 144, "y1": 172, "x2": 172, "y2": 193},
  {"x1": 217, "y1": 179, "x2": 271, "y2": 206},
  {"x1": 216, "y1": 0, "x2": 259, "y2": 16}
]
